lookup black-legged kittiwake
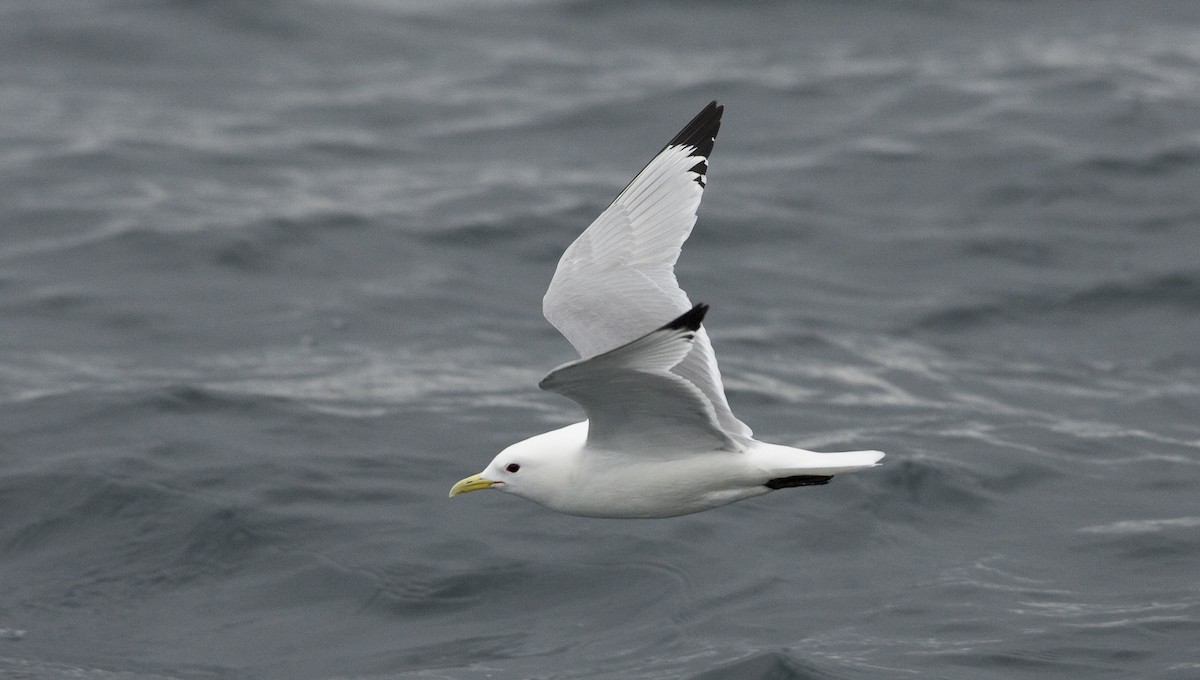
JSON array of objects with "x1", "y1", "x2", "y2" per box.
[{"x1": 450, "y1": 101, "x2": 884, "y2": 518}]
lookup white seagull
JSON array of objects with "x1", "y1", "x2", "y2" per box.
[{"x1": 450, "y1": 101, "x2": 884, "y2": 518}]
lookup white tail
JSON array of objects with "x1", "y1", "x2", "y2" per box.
[{"x1": 748, "y1": 444, "x2": 885, "y2": 478}]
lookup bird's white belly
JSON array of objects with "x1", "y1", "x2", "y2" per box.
[{"x1": 544, "y1": 451, "x2": 770, "y2": 519}]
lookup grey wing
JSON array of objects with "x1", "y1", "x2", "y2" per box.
[
  {"x1": 542, "y1": 101, "x2": 753, "y2": 444},
  {"x1": 539, "y1": 305, "x2": 739, "y2": 453}
]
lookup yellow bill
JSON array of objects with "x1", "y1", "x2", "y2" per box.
[{"x1": 448, "y1": 473, "x2": 496, "y2": 497}]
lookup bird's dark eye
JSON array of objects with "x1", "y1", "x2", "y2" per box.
[{"x1": 506, "y1": 463, "x2": 520, "y2": 473}]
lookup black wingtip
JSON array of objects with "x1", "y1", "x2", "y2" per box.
[
  {"x1": 667, "y1": 101, "x2": 723, "y2": 161},
  {"x1": 610, "y1": 102, "x2": 722, "y2": 200},
  {"x1": 765, "y1": 475, "x2": 833, "y2": 489},
  {"x1": 661, "y1": 303, "x2": 709, "y2": 333}
]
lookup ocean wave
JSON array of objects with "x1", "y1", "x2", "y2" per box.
[
  {"x1": 914, "y1": 270, "x2": 1200, "y2": 333},
  {"x1": 685, "y1": 650, "x2": 847, "y2": 680},
  {"x1": 1079, "y1": 517, "x2": 1200, "y2": 535},
  {"x1": 864, "y1": 456, "x2": 995, "y2": 522},
  {"x1": 0, "y1": 343, "x2": 546, "y2": 415},
  {"x1": 1082, "y1": 141, "x2": 1200, "y2": 177}
]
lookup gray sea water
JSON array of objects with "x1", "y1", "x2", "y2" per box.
[{"x1": 3, "y1": 1, "x2": 1200, "y2": 678}]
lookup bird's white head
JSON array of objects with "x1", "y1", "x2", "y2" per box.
[{"x1": 448, "y1": 422, "x2": 586, "y2": 508}]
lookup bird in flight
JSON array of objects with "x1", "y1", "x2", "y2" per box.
[{"x1": 450, "y1": 101, "x2": 883, "y2": 518}]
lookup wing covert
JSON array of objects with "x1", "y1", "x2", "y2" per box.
[{"x1": 539, "y1": 305, "x2": 739, "y2": 453}]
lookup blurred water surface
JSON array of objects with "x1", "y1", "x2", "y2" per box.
[{"x1": 2, "y1": 1, "x2": 1199, "y2": 678}]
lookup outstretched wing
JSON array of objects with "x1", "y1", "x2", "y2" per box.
[
  {"x1": 539, "y1": 304, "x2": 739, "y2": 453},
  {"x1": 542, "y1": 101, "x2": 752, "y2": 444}
]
